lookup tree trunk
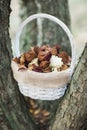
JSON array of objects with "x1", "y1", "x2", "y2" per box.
[
  {"x1": 0, "y1": 0, "x2": 87, "y2": 130},
  {"x1": 19, "y1": 0, "x2": 71, "y2": 55},
  {"x1": 50, "y1": 43, "x2": 87, "y2": 130},
  {"x1": 0, "y1": 1, "x2": 36, "y2": 130}
]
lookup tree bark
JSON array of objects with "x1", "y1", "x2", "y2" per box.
[
  {"x1": 0, "y1": 1, "x2": 36, "y2": 130},
  {"x1": 50, "y1": 43, "x2": 87, "y2": 130},
  {"x1": 0, "y1": 0, "x2": 87, "y2": 130},
  {"x1": 19, "y1": 0, "x2": 71, "y2": 55}
]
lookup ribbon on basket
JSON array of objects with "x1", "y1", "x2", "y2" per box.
[{"x1": 11, "y1": 13, "x2": 76, "y2": 100}]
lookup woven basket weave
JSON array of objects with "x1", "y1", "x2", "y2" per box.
[{"x1": 11, "y1": 13, "x2": 76, "y2": 100}]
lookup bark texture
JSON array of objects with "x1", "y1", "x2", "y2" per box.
[
  {"x1": 0, "y1": 0, "x2": 87, "y2": 130},
  {"x1": 50, "y1": 43, "x2": 87, "y2": 130},
  {"x1": 0, "y1": 1, "x2": 36, "y2": 130},
  {"x1": 19, "y1": 0, "x2": 71, "y2": 55}
]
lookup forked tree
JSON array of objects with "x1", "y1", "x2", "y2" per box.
[{"x1": 0, "y1": 0, "x2": 87, "y2": 130}]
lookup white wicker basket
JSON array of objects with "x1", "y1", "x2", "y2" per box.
[{"x1": 11, "y1": 13, "x2": 76, "y2": 100}]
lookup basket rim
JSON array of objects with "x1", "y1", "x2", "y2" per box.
[{"x1": 11, "y1": 60, "x2": 71, "y2": 89}]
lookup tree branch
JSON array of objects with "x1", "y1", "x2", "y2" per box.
[
  {"x1": 0, "y1": 0, "x2": 37, "y2": 130},
  {"x1": 50, "y1": 43, "x2": 87, "y2": 130}
]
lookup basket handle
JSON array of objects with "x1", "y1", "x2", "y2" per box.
[{"x1": 14, "y1": 13, "x2": 76, "y2": 74}]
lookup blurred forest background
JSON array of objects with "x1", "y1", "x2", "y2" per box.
[{"x1": 10, "y1": 0, "x2": 87, "y2": 59}]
